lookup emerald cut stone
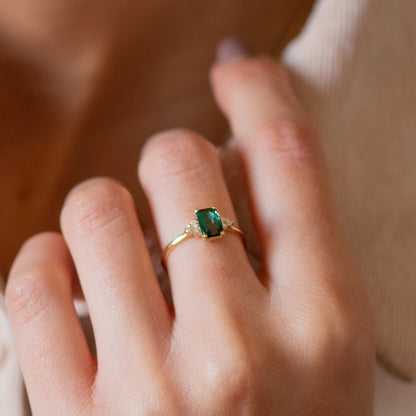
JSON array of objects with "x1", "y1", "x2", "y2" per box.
[{"x1": 195, "y1": 208, "x2": 224, "y2": 238}]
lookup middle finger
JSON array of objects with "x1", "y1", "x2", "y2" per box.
[{"x1": 60, "y1": 178, "x2": 171, "y2": 372}]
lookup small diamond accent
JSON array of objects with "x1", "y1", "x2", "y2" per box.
[
  {"x1": 184, "y1": 220, "x2": 200, "y2": 235},
  {"x1": 222, "y1": 218, "x2": 234, "y2": 229}
]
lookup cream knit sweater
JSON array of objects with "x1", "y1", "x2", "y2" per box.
[{"x1": 282, "y1": 0, "x2": 416, "y2": 380}]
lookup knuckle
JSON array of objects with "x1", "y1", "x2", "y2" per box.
[
  {"x1": 334, "y1": 307, "x2": 376, "y2": 362},
  {"x1": 62, "y1": 178, "x2": 134, "y2": 235},
  {"x1": 256, "y1": 120, "x2": 318, "y2": 164},
  {"x1": 201, "y1": 345, "x2": 257, "y2": 405},
  {"x1": 139, "y1": 128, "x2": 218, "y2": 185},
  {"x1": 306, "y1": 303, "x2": 375, "y2": 368},
  {"x1": 6, "y1": 267, "x2": 54, "y2": 325},
  {"x1": 96, "y1": 373, "x2": 182, "y2": 416},
  {"x1": 143, "y1": 390, "x2": 182, "y2": 416}
]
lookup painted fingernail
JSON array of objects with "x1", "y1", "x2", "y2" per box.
[{"x1": 216, "y1": 37, "x2": 250, "y2": 63}]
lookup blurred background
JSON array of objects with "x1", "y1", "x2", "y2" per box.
[{"x1": 0, "y1": 0, "x2": 315, "y2": 276}]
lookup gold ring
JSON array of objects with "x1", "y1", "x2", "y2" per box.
[{"x1": 160, "y1": 207, "x2": 245, "y2": 271}]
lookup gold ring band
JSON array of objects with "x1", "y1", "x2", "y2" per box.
[{"x1": 160, "y1": 207, "x2": 245, "y2": 271}]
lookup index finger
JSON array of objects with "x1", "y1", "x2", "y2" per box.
[{"x1": 210, "y1": 51, "x2": 343, "y2": 298}]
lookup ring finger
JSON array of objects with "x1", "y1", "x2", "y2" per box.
[{"x1": 139, "y1": 129, "x2": 263, "y2": 320}]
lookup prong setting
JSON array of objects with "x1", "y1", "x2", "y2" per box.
[{"x1": 183, "y1": 209, "x2": 235, "y2": 239}]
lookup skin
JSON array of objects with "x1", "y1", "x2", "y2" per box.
[{"x1": 5, "y1": 45, "x2": 375, "y2": 415}]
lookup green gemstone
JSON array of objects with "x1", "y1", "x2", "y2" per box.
[{"x1": 195, "y1": 208, "x2": 224, "y2": 238}]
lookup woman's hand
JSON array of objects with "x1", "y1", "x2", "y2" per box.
[{"x1": 5, "y1": 49, "x2": 375, "y2": 415}]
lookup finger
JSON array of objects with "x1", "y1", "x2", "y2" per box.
[
  {"x1": 6, "y1": 232, "x2": 94, "y2": 413},
  {"x1": 139, "y1": 129, "x2": 263, "y2": 320},
  {"x1": 60, "y1": 178, "x2": 171, "y2": 374},
  {"x1": 210, "y1": 50, "x2": 342, "y2": 295}
]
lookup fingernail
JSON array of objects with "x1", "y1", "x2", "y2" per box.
[{"x1": 216, "y1": 37, "x2": 250, "y2": 63}]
